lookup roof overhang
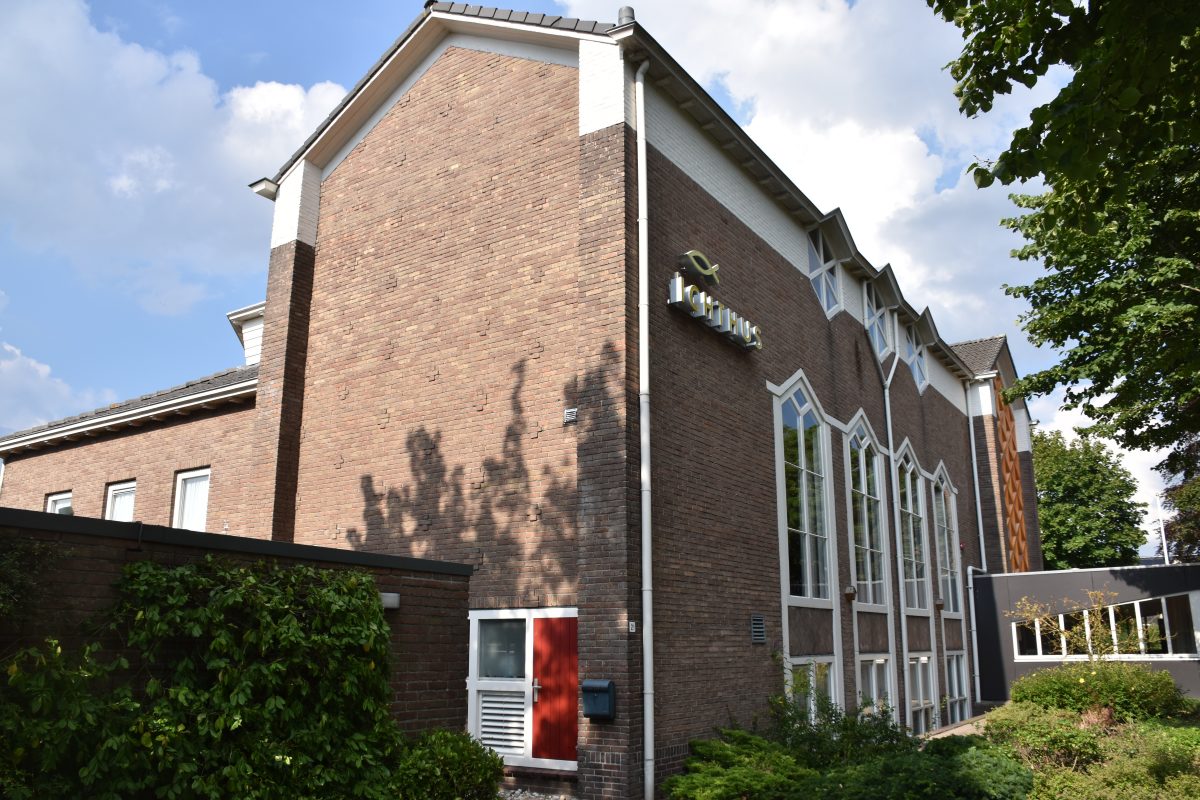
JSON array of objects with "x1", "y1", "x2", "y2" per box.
[
  {"x1": 226, "y1": 301, "x2": 266, "y2": 346},
  {"x1": 0, "y1": 378, "x2": 258, "y2": 456}
]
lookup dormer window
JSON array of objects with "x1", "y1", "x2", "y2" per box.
[
  {"x1": 806, "y1": 229, "x2": 840, "y2": 314},
  {"x1": 903, "y1": 325, "x2": 928, "y2": 387},
  {"x1": 864, "y1": 284, "x2": 891, "y2": 357}
]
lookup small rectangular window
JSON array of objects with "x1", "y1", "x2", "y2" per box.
[
  {"x1": 105, "y1": 481, "x2": 136, "y2": 522},
  {"x1": 1015, "y1": 621, "x2": 1039, "y2": 656},
  {"x1": 172, "y1": 468, "x2": 210, "y2": 531},
  {"x1": 45, "y1": 491, "x2": 72, "y2": 515}
]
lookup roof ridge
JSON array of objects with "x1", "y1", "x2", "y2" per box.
[{"x1": 948, "y1": 334, "x2": 1007, "y2": 347}]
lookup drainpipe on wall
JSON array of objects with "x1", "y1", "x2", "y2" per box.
[
  {"x1": 634, "y1": 56, "x2": 655, "y2": 800},
  {"x1": 881, "y1": 349, "x2": 909, "y2": 714},
  {"x1": 967, "y1": 566, "x2": 982, "y2": 704},
  {"x1": 967, "y1": 382, "x2": 988, "y2": 572}
]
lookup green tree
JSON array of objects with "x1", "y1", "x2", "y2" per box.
[
  {"x1": 1032, "y1": 430, "x2": 1145, "y2": 569},
  {"x1": 1157, "y1": 433, "x2": 1200, "y2": 563},
  {"x1": 927, "y1": 1, "x2": 1200, "y2": 461}
]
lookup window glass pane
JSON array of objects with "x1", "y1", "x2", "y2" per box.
[
  {"x1": 785, "y1": 463, "x2": 802, "y2": 530},
  {"x1": 813, "y1": 662, "x2": 832, "y2": 700},
  {"x1": 1038, "y1": 619, "x2": 1061, "y2": 656},
  {"x1": 47, "y1": 493, "x2": 72, "y2": 514},
  {"x1": 108, "y1": 486, "x2": 136, "y2": 522},
  {"x1": 479, "y1": 619, "x2": 525, "y2": 678},
  {"x1": 1113, "y1": 603, "x2": 1138, "y2": 653},
  {"x1": 1166, "y1": 595, "x2": 1196, "y2": 654},
  {"x1": 802, "y1": 412, "x2": 820, "y2": 471},
  {"x1": 1141, "y1": 598, "x2": 1168, "y2": 654},
  {"x1": 789, "y1": 529, "x2": 808, "y2": 597},
  {"x1": 1063, "y1": 612, "x2": 1088, "y2": 655},
  {"x1": 178, "y1": 473, "x2": 210, "y2": 531},
  {"x1": 1016, "y1": 622, "x2": 1038, "y2": 656}
]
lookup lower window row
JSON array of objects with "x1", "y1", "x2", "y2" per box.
[{"x1": 43, "y1": 467, "x2": 211, "y2": 531}]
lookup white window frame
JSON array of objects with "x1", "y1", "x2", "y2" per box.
[
  {"x1": 776, "y1": 386, "x2": 833, "y2": 603},
  {"x1": 45, "y1": 491, "x2": 72, "y2": 515},
  {"x1": 907, "y1": 654, "x2": 935, "y2": 733},
  {"x1": 898, "y1": 458, "x2": 929, "y2": 612},
  {"x1": 933, "y1": 478, "x2": 962, "y2": 616},
  {"x1": 806, "y1": 228, "x2": 842, "y2": 317},
  {"x1": 788, "y1": 655, "x2": 838, "y2": 716},
  {"x1": 858, "y1": 655, "x2": 892, "y2": 713},
  {"x1": 104, "y1": 480, "x2": 137, "y2": 522},
  {"x1": 172, "y1": 467, "x2": 211, "y2": 531},
  {"x1": 903, "y1": 325, "x2": 929, "y2": 389},
  {"x1": 864, "y1": 283, "x2": 892, "y2": 358},
  {"x1": 848, "y1": 423, "x2": 887, "y2": 608},
  {"x1": 467, "y1": 607, "x2": 578, "y2": 772},
  {"x1": 943, "y1": 652, "x2": 969, "y2": 725},
  {"x1": 1012, "y1": 592, "x2": 1200, "y2": 661}
]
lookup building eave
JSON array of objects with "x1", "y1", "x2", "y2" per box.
[{"x1": 0, "y1": 379, "x2": 258, "y2": 456}]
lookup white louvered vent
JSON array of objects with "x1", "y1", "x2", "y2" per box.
[{"x1": 478, "y1": 691, "x2": 525, "y2": 755}]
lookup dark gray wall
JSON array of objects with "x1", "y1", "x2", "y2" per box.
[{"x1": 972, "y1": 564, "x2": 1200, "y2": 700}]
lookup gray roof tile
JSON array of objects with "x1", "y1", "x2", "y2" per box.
[
  {"x1": 949, "y1": 335, "x2": 1007, "y2": 376},
  {"x1": 0, "y1": 364, "x2": 258, "y2": 447}
]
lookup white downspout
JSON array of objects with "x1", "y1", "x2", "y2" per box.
[
  {"x1": 967, "y1": 382, "x2": 988, "y2": 573},
  {"x1": 881, "y1": 349, "x2": 908, "y2": 721},
  {"x1": 967, "y1": 566, "x2": 982, "y2": 704},
  {"x1": 634, "y1": 58, "x2": 655, "y2": 800}
]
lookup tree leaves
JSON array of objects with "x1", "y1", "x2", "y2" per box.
[{"x1": 1032, "y1": 430, "x2": 1146, "y2": 569}]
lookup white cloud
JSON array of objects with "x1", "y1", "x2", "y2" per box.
[
  {"x1": 0, "y1": 0, "x2": 345, "y2": 314},
  {"x1": 0, "y1": 343, "x2": 116, "y2": 436}
]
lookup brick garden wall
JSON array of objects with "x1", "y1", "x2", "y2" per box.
[{"x1": 0, "y1": 507, "x2": 471, "y2": 732}]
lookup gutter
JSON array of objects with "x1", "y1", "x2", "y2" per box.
[
  {"x1": 0, "y1": 378, "x2": 258, "y2": 455},
  {"x1": 634, "y1": 54, "x2": 656, "y2": 800}
]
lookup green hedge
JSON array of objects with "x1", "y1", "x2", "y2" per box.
[
  {"x1": 1, "y1": 557, "x2": 501, "y2": 800},
  {"x1": 1010, "y1": 661, "x2": 1184, "y2": 721}
]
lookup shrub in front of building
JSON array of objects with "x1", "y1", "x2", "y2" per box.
[
  {"x1": 662, "y1": 699, "x2": 1031, "y2": 800},
  {"x1": 984, "y1": 702, "x2": 1200, "y2": 800},
  {"x1": 1009, "y1": 661, "x2": 1185, "y2": 721},
  {"x1": 0, "y1": 558, "x2": 500, "y2": 799}
]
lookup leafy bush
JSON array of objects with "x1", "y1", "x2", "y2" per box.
[
  {"x1": 984, "y1": 703, "x2": 1103, "y2": 769},
  {"x1": 1, "y1": 557, "x2": 503, "y2": 800},
  {"x1": 664, "y1": 709, "x2": 1031, "y2": 800},
  {"x1": 1010, "y1": 661, "x2": 1183, "y2": 721},
  {"x1": 770, "y1": 691, "x2": 917, "y2": 768},
  {"x1": 823, "y1": 737, "x2": 1032, "y2": 800},
  {"x1": 0, "y1": 539, "x2": 55, "y2": 624},
  {"x1": 393, "y1": 729, "x2": 505, "y2": 800},
  {"x1": 661, "y1": 729, "x2": 820, "y2": 800}
]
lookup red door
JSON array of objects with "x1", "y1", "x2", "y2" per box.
[{"x1": 531, "y1": 616, "x2": 578, "y2": 761}]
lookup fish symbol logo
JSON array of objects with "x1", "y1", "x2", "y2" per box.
[{"x1": 678, "y1": 250, "x2": 720, "y2": 286}]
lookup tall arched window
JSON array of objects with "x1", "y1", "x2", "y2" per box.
[
  {"x1": 849, "y1": 424, "x2": 884, "y2": 604},
  {"x1": 933, "y1": 480, "x2": 961, "y2": 613},
  {"x1": 898, "y1": 458, "x2": 928, "y2": 610},
  {"x1": 780, "y1": 387, "x2": 829, "y2": 599}
]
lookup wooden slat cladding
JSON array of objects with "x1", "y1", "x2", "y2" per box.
[{"x1": 994, "y1": 378, "x2": 1030, "y2": 572}]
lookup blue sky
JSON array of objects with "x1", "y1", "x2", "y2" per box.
[{"x1": 0, "y1": 0, "x2": 1169, "y2": 544}]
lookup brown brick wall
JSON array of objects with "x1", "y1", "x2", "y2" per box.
[
  {"x1": 0, "y1": 405, "x2": 258, "y2": 534},
  {"x1": 290, "y1": 47, "x2": 584, "y2": 609},
  {"x1": 0, "y1": 510, "x2": 470, "y2": 732}
]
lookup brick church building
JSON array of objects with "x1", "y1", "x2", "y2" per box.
[{"x1": 0, "y1": 5, "x2": 1042, "y2": 798}]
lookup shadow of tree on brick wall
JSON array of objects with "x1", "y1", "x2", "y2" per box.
[{"x1": 342, "y1": 347, "x2": 626, "y2": 609}]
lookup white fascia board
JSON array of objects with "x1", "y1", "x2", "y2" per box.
[
  {"x1": 293, "y1": 13, "x2": 597, "y2": 174},
  {"x1": 0, "y1": 379, "x2": 257, "y2": 455},
  {"x1": 226, "y1": 301, "x2": 267, "y2": 344},
  {"x1": 430, "y1": 12, "x2": 613, "y2": 44}
]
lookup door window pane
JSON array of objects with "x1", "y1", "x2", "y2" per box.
[{"x1": 479, "y1": 619, "x2": 525, "y2": 679}]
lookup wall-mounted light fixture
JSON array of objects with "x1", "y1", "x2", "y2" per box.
[
  {"x1": 843, "y1": 585, "x2": 857, "y2": 602},
  {"x1": 379, "y1": 592, "x2": 400, "y2": 610}
]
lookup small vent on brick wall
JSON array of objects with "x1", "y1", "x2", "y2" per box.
[
  {"x1": 750, "y1": 614, "x2": 766, "y2": 644},
  {"x1": 563, "y1": 407, "x2": 578, "y2": 425}
]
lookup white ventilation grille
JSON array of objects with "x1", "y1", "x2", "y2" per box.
[
  {"x1": 750, "y1": 614, "x2": 767, "y2": 644},
  {"x1": 478, "y1": 691, "x2": 525, "y2": 754}
]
